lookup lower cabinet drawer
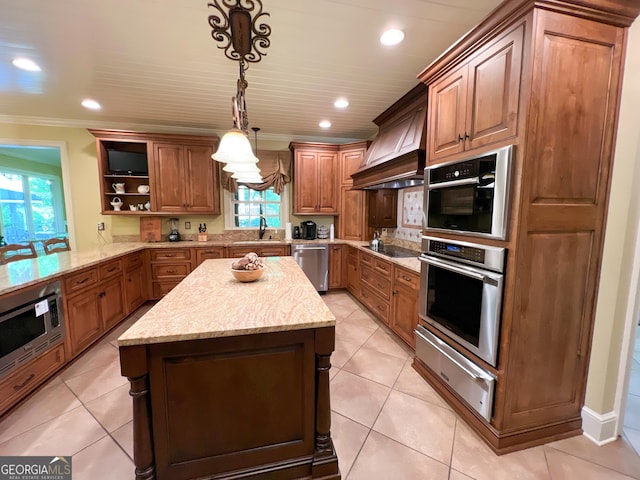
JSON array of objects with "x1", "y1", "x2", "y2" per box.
[
  {"x1": 361, "y1": 266, "x2": 391, "y2": 300},
  {"x1": 360, "y1": 288, "x2": 389, "y2": 323},
  {"x1": 99, "y1": 259, "x2": 123, "y2": 280},
  {"x1": 63, "y1": 267, "x2": 99, "y2": 294},
  {"x1": 150, "y1": 249, "x2": 191, "y2": 262},
  {"x1": 152, "y1": 281, "x2": 183, "y2": 298},
  {"x1": 152, "y1": 264, "x2": 190, "y2": 279},
  {"x1": 0, "y1": 344, "x2": 65, "y2": 416},
  {"x1": 394, "y1": 267, "x2": 419, "y2": 290}
]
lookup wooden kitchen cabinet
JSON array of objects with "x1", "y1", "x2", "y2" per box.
[
  {"x1": 328, "y1": 244, "x2": 345, "y2": 289},
  {"x1": 390, "y1": 266, "x2": 419, "y2": 349},
  {"x1": 426, "y1": 24, "x2": 523, "y2": 162},
  {"x1": 417, "y1": 0, "x2": 637, "y2": 453},
  {"x1": 99, "y1": 276, "x2": 126, "y2": 331},
  {"x1": 339, "y1": 144, "x2": 367, "y2": 185},
  {"x1": 226, "y1": 245, "x2": 290, "y2": 258},
  {"x1": 359, "y1": 251, "x2": 392, "y2": 323},
  {"x1": 0, "y1": 343, "x2": 65, "y2": 417},
  {"x1": 337, "y1": 142, "x2": 369, "y2": 240},
  {"x1": 149, "y1": 248, "x2": 193, "y2": 299},
  {"x1": 340, "y1": 187, "x2": 368, "y2": 241},
  {"x1": 151, "y1": 143, "x2": 220, "y2": 214},
  {"x1": 89, "y1": 130, "x2": 220, "y2": 215},
  {"x1": 123, "y1": 252, "x2": 147, "y2": 314},
  {"x1": 368, "y1": 189, "x2": 398, "y2": 228},
  {"x1": 64, "y1": 263, "x2": 126, "y2": 355},
  {"x1": 290, "y1": 143, "x2": 339, "y2": 215},
  {"x1": 195, "y1": 246, "x2": 226, "y2": 266},
  {"x1": 346, "y1": 246, "x2": 360, "y2": 298},
  {"x1": 65, "y1": 269, "x2": 103, "y2": 355}
]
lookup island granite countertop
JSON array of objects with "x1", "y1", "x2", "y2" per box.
[{"x1": 117, "y1": 256, "x2": 336, "y2": 347}]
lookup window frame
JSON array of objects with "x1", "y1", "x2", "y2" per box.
[
  {"x1": 224, "y1": 184, "x2": 289, "y2": 231},
  {"x1": 0, "y1": 139, "x2": 75, "y2": 249},
  {"x1": 0, "y1": 166, "x2": 67, "y2": 244}
]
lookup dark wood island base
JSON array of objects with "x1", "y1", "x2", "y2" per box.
[{"x1": 121, "y1": 326, "x2": 340, "y2": 480}]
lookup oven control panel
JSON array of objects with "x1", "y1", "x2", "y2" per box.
[
  {"x1": 422, "y1": 236, "x2": 506, "y2": 273},
  {"x1": 429, "y1": 240, "x2": 485, "y2": 264}
]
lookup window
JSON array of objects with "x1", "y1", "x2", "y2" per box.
[
  {"x1": 225, "y1": 185, "x2": 288, "y2": 229},
  {"x1": 0, "y1": 169, "x2": 67, "y2": 246}
]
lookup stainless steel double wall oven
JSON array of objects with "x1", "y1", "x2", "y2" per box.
[{"x1": 416, "y1": 145, "x2": 512, "y2": 421}]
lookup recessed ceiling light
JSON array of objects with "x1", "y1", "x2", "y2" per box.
[
  {"x1": 334, "y1": 98, "x2": 349, "y2": 109},
  {"x1": 12, "y1": 57, "x2": 41, "y2": 72},
  {"x1": 380, "y1": 29, "x2": 405, "y2": 46},
  {"x1": 319, "y1": 120, "x2": 332, "y2": 129},
  {"x1": 81, "y1": 99, "x2": 102, "y2": 110}
]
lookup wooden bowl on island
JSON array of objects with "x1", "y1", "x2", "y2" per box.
[{"x1": 231, "y1": 266, "x2": 265, "y2": 282}]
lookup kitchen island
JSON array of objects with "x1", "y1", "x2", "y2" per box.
[{"x1": 118, "y1": 256, "x2": 340, "y2": 480}]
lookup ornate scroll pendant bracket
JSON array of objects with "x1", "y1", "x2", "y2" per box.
[{"x1": 208, "y1": 0, "x2": 271, "y2": 64}]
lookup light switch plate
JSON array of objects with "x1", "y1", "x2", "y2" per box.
[{"x1": 185, "y1": 221, "x2": 191, "y2": 230}]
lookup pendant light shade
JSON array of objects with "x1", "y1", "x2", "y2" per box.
[
  {"x1": 223, "y1": 161, "x2": 261, "y2": 173},
  {"x1": 232, "y1": 170, "x2": 264, "y2": 183},
  {"x1": 212, "y1": 128, "x2": 259, "y2": 164}
]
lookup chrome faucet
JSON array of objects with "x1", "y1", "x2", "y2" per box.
[{"x1": 259, "y1": 216, "x2": 267, "y2": 239}]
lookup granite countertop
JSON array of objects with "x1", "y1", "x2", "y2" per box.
[
  {"x1": 0, "y1": 243, "x2": 147, "y2": 295},
  {"x1": 118, "y1": 256, "x2": 335, "y2": 346},
  {"x1": 0, "y1": 238, "x2": 420, "y2": 297}
]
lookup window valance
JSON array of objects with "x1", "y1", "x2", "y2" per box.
[{"x1": 222, "y1": 150, "x2": 291, "y2": 194}]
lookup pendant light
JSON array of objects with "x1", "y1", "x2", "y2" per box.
[
  {"x1": 231, "y1": 127, "x2": 264, "y2": 184},
  {"x1": 207, "y1": 0, "x2": 271, "y2": 171}
]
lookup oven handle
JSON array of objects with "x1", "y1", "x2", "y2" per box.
[
  {"x1": 419, "y1": 255, "x2": 500, "y2": 286},
  {"x1": 427, "y1": 176, "x2": 480, "y2": 190}
]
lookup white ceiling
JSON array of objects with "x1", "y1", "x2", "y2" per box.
[{"x1": 0, "y1": 0, "x2": 501, "y2": 143}]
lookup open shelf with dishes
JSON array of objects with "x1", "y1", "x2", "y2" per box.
[
  {"x1": 92, "y1": 131, "x2": 152, "y2": 214},
  {"x1": 90, "y1": 129, "x2": 221, "y2": 215}
]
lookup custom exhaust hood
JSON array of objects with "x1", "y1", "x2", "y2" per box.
[{"x1": 351, "y1": 84, "x2": 427, "y2": 189}]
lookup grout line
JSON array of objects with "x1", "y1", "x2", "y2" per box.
[
  {"x1": 0, "y1": 404, "x2": 86, "y2": 448},
  {"x1": 544, "y1": 443, "x2": 640, "y2": 478}
]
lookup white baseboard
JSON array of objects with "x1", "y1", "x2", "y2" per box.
[{"x1": 581, "y1": 406, "x2": 618, "y2": 445}]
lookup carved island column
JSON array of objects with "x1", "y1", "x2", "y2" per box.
[
  {"x1": 120, "y1": 345, "x2": 156, "y2": 480},
  {"x1": 312, "y1": 326, "x2": 340, "y2": 479}
]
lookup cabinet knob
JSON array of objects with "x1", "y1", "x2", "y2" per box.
[
  {"x1": 457, "y1": 134, "x2": 464, "y2": 143},
  {"x1": 464, "y1": 132, "x2": 470, "y2": 140}
]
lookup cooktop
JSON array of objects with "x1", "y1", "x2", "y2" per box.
[{"x1": 366, "y1": 245, "x2": 419, "y2": 258}]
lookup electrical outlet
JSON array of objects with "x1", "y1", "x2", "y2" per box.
[
  {"x1": 185, "y1": 221, "x2": 191, "y2": 230},
  {"x1": 97, "y1": 222, "x2": 105, "y2": 231}
]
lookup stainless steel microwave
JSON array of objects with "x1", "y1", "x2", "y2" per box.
[
  {"x1": 424, "y1": 145, "x2": 513, "y2": 240},
  {"x1": 0, "y1": 281, "x2": 65, "y2": 378}
]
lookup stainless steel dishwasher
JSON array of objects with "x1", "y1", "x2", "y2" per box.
[{"x1": 291, "y1": 244, "x2": 329, "y2": 293}]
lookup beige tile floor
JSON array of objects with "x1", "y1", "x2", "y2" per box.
[{"x1": 1, "y1": 292, "x2": 639, "y2": 479}]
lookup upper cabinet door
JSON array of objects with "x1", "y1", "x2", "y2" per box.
[
  {"x1": 153, "y1": 144, "x2": 187, "y2": 212},
  {"x1": 317, "y1": 152, "x2": 338, "y2": 214},
  {"x1": 294, "y1": 151, "x2": 321, "y2": 214},
  {"x1": 339, "y1": 148, "x2": 366, "y2": 185},
  {"x1": 427, "y1": 24, "x2": 523, "y2": 163},
  {"x1": 427, "y1": 65, "x2": 468, "y2": 161},
  {"x1": 292, "y1": 147, "x2": 339, "y2": 215},
  {"x1": 466, "y1": 24, "x2": 523, "y2": 151},
  {"x1": 185, "y1": 145, "x2": 219, "y2": 214},
  {"x1": 153, "y1": 143, "x2": 220, "y2": 214}
]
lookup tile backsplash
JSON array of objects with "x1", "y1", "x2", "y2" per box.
[{"x1": 381, "y1": 186, "x2": 423, "y2": 249}]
